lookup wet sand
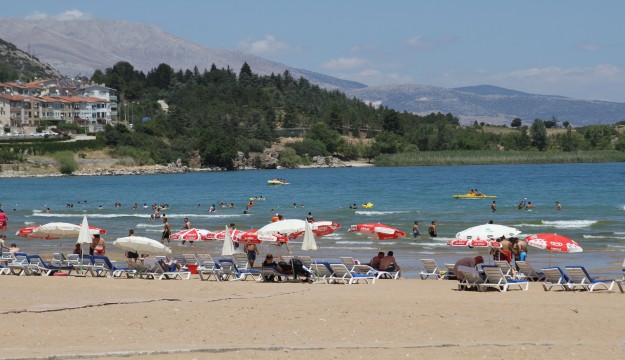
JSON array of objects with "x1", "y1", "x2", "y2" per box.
[{"x1": 1, "y1": 276, "x2": 624, "y2": 359}]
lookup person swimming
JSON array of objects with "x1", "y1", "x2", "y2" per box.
[{"x1": 517, "y1": 198, "x2": 527, "y2": 210}]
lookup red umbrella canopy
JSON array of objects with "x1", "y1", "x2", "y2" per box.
[
  {"x1": 448, "y1": 238, "x2": 502, "y2": 248},
  {"x1": 525, "y1": 234, "x2": 583, "y2": 253},
  {"x1": 169, "y1": 228, "x2": 214, "y2": 241},
  {"x1": 310, "y1": 221, "x2": 341, "y2": 237},
  {"x1": 350, "y1": 223, "x2": 406, "y2": 240},
  {"x1": 234, "y1": 229, "x2": 288, "y2": 244}
]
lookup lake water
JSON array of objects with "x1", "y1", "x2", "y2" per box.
[{"x1": 2, "y1": 162, "x2": 624, "y2": 278}]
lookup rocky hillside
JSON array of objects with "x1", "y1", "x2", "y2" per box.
[
  {"x1": 347, "y1": 84, "x2": 625, "y2": 126},
  {"x1": 0, "y1": 38, "x2": 61, "y2": 80},
  {"x1": 0, "y1": 18, "x2": 365, "y2": 91}
]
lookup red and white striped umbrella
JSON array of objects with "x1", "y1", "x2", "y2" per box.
[
  {"x1": 447, "y1": 238, "x2": 502, "y2": 248},
  {"x1": 213, "y1": 228, "x2": 245, "y2": 241},
  {"x1": 235, "y1": 229, "x2": 288, "y2": 244},
  {"x1": 170, "y1": 228, "x2": 215, "y2": 241},
  {"x1": 525, "y1": 233, "x2": 583, "y2": 253},
  {"x1": 310, "y1": 221, "x2": 341, "y2": 236},
  {"x1": 17, "y1": 222, "x2": 106, "y2": 239},
  {"x1": 349, "y1": 223, "x2": 406, "y2": 240}
]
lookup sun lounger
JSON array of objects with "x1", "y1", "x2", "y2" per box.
[
  {"x1": 197, "y1": 254, "x2": 222, "y2": 281},
  {"x1": 92, "y1": 256, "x2": 137, "y2": 278},
  {"x1": 419, "y1": 259, "x2": 444, "y2": 280},
  {"x1": 565, "y1": 266, "x2": 615, "y2": 292},
  {"x1": 182, "y1": 254, "x2": 199, "y2": 266},
  {"x1": 329, "y1": 263, "x2": 376, "y2": 284},
  {"x1": 494, "y1": 260, "x2": 516, "y2": 279},
  {"x1": 298, "y1": 256, "x2": 313, "y2": 268},
  {"x1": 229, "y1": 255, "x2": 261, "y2": 281},
  {"x1": 516, "y1": 261, "x2": 545, "y2": 282},
  {"x1": 70, "y1": 255, "x2": 98, "y2": 276},
  {"x1": 541, "y1": 267, "x2": 570, "y2": 291},
  {"x1": 457, "y1": 265, "x2": 484, "y2": 291},
  {"x1": 444, "y1": 263, "x2": 457, "y2": 280},
  {"x1": 479, "y1": 266, "x2": 529, "y2": 292},
  {"x1": 310, "y1": 262, "x2": 335, "y2": 283},
  {"x1": 155, "y1": 259, "x2": 191, "y2": 280},
  {"x1": 27, "y1": 255, "x2": 71, "y2": 276},
  {"x1": 9, "y1": 252, "x2": 31, "y2": 276}
]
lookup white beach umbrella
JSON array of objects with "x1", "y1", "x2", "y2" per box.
[
  {"x1": 456, "y1": 224, "x2": 521, "y2": 240},
  {"x1": 301, "y1": 221, "x2": 318, "y2": 251},
  {"x1": 76, "y1": 215, "x2": 92, "y2": 245},
  {"x1": 221, "y1": 225, "x2": 235, "y2": 256},
  {"x1": 257, "y1": 219, "x2": 308, "y2": 238},
  {"x1": 113, "y1": 236, "x2": 172, "y2": 255}
]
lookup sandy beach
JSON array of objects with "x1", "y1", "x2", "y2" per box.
[{"x1": 2, "y1": 275, "x2": 624, "y2": 360}]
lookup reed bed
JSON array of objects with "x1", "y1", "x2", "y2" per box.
[{"x1": 374, "y1": 150, "x2": 625, "y2": 166}]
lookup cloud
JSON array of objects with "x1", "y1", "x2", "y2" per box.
[
  {"x1": 237, "y1": 35, "x2": 300, "y2": 56},
  {"x1": 575, "y1": 42, "x2": 603, "y2": 52},
  {"x1": 498, "y1": 64, "x2": 622, "y2": 82},
  {"x1": 321, "y1": 57, "x2": 369, "y2": 71},
  {"x1": 406, "y1": 34, "x2": 457, "y2": 50},
  {"x1": 25, "y1": 9, "x2": 91, "y2": 21}
]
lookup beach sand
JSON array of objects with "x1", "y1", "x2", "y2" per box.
[{"x1": 2, "y1": 276, "x2": 624, "y2": 359}]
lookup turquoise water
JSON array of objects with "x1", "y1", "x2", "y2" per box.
[{"x1": 2, "y1": 162, "x2": 624, "y2": 278}]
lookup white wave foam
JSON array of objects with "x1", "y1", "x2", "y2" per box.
[
  {"x1": 615, "y1": 232, "x2": 625, "y2": 235},
  {"x1": 135, "y1": 223, "x2": 163, "y2": 228},
  {"x1": 29, "y1": 212, "x2": 148, "y2": 219},
  {"x1": 321, "y1": 246, "x2": 377, "y2": 251},
  {"x1": 516, "y1": 220, "x2": 597, "y2": 229},
  {"x1": 354, "y1": 210, "x2": 410, "y2": 216},
  {"x1": 336, "y1": 241, "x2": 374, "y2": 245},
  {"x1": 583, "y1": 235, "x2": 625, "y2": 240},
  {"x1": 418, "y1": 242, "x2": 447, "y2": 247}
]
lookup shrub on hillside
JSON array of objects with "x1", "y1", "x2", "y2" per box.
[{"x1": 54, "y1": 151, "x2": 78, "y2": 175}]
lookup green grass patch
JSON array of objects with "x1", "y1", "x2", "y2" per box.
[{"x1": 374, "y1": 150, "x2": 625, "y2": 166}]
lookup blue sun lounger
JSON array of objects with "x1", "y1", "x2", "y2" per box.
[
  {"x1": 565, "y1": 266, "x2": 615, "y2": 292},
  {"x1": 92, "y1": 255, "x2": 137, "y2": 278},
  {"x1": 27, "y1": 255, "x2": 72, "y2": 276}
]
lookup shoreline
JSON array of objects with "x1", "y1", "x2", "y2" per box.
[{"x1": 0, "y1": 159, "x2": 374, "y2": 179}]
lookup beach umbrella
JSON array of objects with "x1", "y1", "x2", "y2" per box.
[
  {"x1": 456, "y1": 223, "x2": 520, "y2": 240},
  {"x1": 349, "y1": 223, "x2": 406, "y2": 240},
  {"x1": 170, "y1": 228, "x2": 214, "y2": 241},
  {"x1": 301, "y1": 221, "x2": 318, "y2": 251},
  {"x1": 525, "y1": 234, "x2": 582, "y2": 253},
  {"x1": 310, "y1": 221, "x2": 341, "y2": 237},
  {"x1": 447, "y1": 238, "x2": 502, "y2": 248},
  {"x1": 221, "y1": 225, "x2": 235, "y2": 256},
  {"x1": 22, "y1": 222, "x2": 106, "y2": 239},
  {"x1": 234, "y1": 229, "x2": 288, "y2": 244},
  {"x1": 213, "y1": 228, "x2": 244, "y2": 241},
  {"x1": 113, "y1": 236, "x2": 172, "y2": 255},
  {"x1": 76, "y1": 215, "x2": 92, "y2": 245},
  {"x1": 257, "y1": 219, "x2": 309, "y2": 239}
]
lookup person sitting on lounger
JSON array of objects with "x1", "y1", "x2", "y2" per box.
[
  {"x1": 453, "y1": 256, "x2": 484, "y2": 282},
  {"x1": 160, "y1": 259, "x2": 180, "y2": 272},
  {"x1": 9, "y1": 243, "x2": 20, "y2": 254},
  {"x1": 369, "y1": 251, "x2": 384, "y2": 270},
  {"x1": 261, "y1": 254, "x2": 283, "y2": 281},
  {"x1": 379, "y1": 251, "x2": 401, "y2": 276}
]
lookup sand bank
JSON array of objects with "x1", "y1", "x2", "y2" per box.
[{"x1": 1, "y1": 276, "x2": 624, "y2": 359}]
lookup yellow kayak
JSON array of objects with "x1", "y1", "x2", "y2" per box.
[{"x1": 453, "y1": 194, "x2": 496, "y2": 199}]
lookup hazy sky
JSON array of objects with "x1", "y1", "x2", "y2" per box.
[{"x1": 3, "y1": 1, "x2": 625, "y2": 102}]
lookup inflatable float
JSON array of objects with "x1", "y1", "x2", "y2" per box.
[{"x1": 361, "y1": 202, "x2": 374, "y2": 208}]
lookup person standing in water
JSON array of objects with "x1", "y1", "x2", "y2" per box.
[
  {"x1": 555, "y1": 201, "x2": 561, "y2": 211},
  {"x1": 491, "y1": 201, "x2": 496, "y2": 212},
  {"x1": 412, "y1": 221, "x2": 422, "y2": 239},
  {"x1": 428, "y1": 221, "x2": 437, "y2": 238}
]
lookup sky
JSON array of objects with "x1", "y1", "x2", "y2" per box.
[{"x1": 3, "y1": 1, "x2": 625, "y2": 102}]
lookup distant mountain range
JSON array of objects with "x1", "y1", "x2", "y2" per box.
[
  {"x1": 347, "y1": 84, "x2": 625, "y2": 126},
  {"x1": 1, "y1": 17, "x2": 623, "y2": 126}
]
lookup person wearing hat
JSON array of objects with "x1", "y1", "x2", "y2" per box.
[{"x1": 454, "y1": 255, "x2": 484, "y2": 282}]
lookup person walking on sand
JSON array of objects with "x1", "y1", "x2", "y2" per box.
[
  {"x1": 161, "y1": 217, "x2": 171, "y2": 245},
  {"x1": 412, "y1": 221, "x2": 422, "y2": 239},
  {"x1": 428, "y1": 221, "x2": 437, "y2": 238},
  {"x1": 0, "y1": 209, "x2": 7, "y2": 231},
  {"x1": 244, "y1": 242, "x2": 259, "y2": 268}
]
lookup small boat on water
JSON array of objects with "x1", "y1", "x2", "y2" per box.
[
  {"x1": 267, "y1": 179, "x2": 289, "y2": 185},
  {"x1": 453, "y1": 193, "x2": 496, "y2": 199}
]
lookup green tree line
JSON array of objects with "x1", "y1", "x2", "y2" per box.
[{"x1": 94, "y1": 61, "x2": 625, "y2": 168}]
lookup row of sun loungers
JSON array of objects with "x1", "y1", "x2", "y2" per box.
[{"x1": 419, "y1": 258, "x2": 623, "y2": 293}]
